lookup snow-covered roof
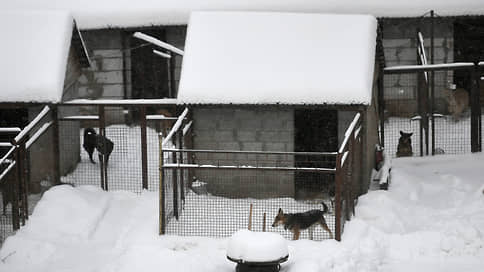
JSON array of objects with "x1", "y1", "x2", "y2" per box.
[
  {"x1": 177, "y1": 12, "x2": 377, "y2": 105},
  {"x1": 2, "y1": 0, "x2": 484, "y2": 29},
  {"x1": 0, "y1": 11, "x2": 78, "y2": 103}
]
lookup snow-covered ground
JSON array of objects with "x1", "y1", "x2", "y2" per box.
[{"x1": 1, "y1": 152, "x2": 484, "y2": 271}]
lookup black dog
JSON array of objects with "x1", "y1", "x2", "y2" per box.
[
  {"x1": 396, "y1": 131, "x2": 413, "y2": 157},
  {"x1": 83, "y1": 128, "x2": 97, "y2": 163},
  {"x1": 83, "y1": 128, "x2": 114, "y2": 165}
]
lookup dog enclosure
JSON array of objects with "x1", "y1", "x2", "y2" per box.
[
  {"x1": 0, "y1": 102, "x2": 365, "y2": 246},
  {"x1": 380, "y1": 22, "x2": 484, "y2": 157},
  {"x1": 0, "y1": 102, "x2": 177, "y2": 245},
  {"x1": 159, "y1": 112, "x2": 364, "y2": 241}
]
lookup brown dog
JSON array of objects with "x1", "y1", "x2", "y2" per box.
[
  {"x1": 396, "y1": 131, "x2": 413, "y2": 157},
  {"x1": 272, "y1": 202, "x2": 333, "y2": 240}
]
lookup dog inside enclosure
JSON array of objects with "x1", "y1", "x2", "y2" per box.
[
  {"x1": 82, "y1": 128, "x2": 114, "y2": 165},
  {"x1": 271, "y1": 202, "x2": 333, "y2": 240},
  {"x1": 396, "y1": 131, "x2": 413, "y2": 157},
  {"x1": 443, "y1": 87, "x2": 469, "y2": 122}
]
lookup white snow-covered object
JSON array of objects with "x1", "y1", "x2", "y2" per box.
[
  {"x1": 178, "y1": 11, "x2": 376, "y2": 105},
  {"x1": 227, "y1": 229, "x2": 288, "y2": 263},
  {"x1": 0, "y1": 10, "x2": 74, "y2": 103}
]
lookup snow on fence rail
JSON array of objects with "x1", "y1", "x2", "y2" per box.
[
  {"x1": 14, "y1": 105, "x2": 50, "y2": 143},
  {"x1": 162, "y1": 107, "x2": 189, "y2": 147}
]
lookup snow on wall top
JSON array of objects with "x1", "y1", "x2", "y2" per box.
[
  {"x1": 177, "y1": 12, "x2": 376, "y2": 105},
  {"x1": 0, "y1": 10, "x2": 74, "y2": 103},
  {"x1": 2, "y1": 0, "x2": 484, "y2": 29}
]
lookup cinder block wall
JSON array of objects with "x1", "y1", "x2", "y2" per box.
[
  {"x1": 192, "y1": 106, "x2": 295, "y2": 198},
  {"x1": 382, "y1": 18, "x2": 454, "y2": 116},
  {"x1": 74, "y1": 27, "x2": 186, "y2": 123}
]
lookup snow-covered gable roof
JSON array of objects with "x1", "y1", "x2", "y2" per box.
[
  {"x1": 2, "y1": 0, "x2": 484, "y2": 29},
  {"x1": 0, "y1": 11, "x2": 79, "y2": 103},
  {"x1": 177, "y1": 12, "x2": 377, "y2": 105}
]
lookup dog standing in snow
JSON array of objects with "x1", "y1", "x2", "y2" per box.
[
  {"x1": 396, "y1": 131, "x2": 413, "y2": 157},
  {"x1": 83, "y1": 128, "x2": 114, "y2": 165},
  {"x1": 272, "y1": 202, "x2": 333, "y2": 240}
]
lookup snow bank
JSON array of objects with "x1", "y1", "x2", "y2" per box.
[
  {"x1": 2, "y1": 153, "x2": 484, "y2": 271},
  {"x1": 227, "y1": 230, "x2": 288, "y2": 262},
  {"x1": 178, "y1": 12, "x2": 376, "y2": 105},
  {"x1": 2, "y1": 0, "x2": 484, "y2": 29},
  {"x1": 0, "y1": 10, "x2": 73, "y2": 103}
]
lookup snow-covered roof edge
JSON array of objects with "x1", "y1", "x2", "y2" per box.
[{"x1": 2, "y1": 1, "x2": 484, "y2": 29}]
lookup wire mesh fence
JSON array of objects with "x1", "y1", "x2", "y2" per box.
[
  {"x1": 160, "y1": 113, "x2": 364, "y2": 241},
  {"x1": 161, "y1": 150, "x2": 337, "y2": 240},
  {"x1": 383, "y1": 67, "x2": 479, "y2": 157},
  {"x1": 58, "y1": 104, "x2": 177, "y2": 193}
]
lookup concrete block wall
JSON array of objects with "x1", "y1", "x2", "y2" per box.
[
  {"x1": 74, "y1": 27, "x2": 186, "y2": 123},
  {"x1": 192, "y1": 107, "x2": 295, "y2": 198},
  {"x1": 382, "y1": 18, "x2": 454, "y2": 116}
]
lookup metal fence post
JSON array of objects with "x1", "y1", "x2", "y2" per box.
[
  {"x1": 334, "y1": 153, "x2": 343, "y2": 241},
  {"x1": 98, "y1": 105, "x2": 107, "y2": 190},
  {"x1": 140, "y1": 105, "x2": 148, "y2": 190},
  {"x1": 159, "y1": 133, "x2": 165, "y2": 235}
]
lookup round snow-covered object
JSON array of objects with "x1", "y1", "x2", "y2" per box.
[{"x1": 227, "y1": 229, "x2": 288, "y2": 262}]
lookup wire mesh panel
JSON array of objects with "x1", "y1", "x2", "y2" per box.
[
  {"x1": 0, "y1": 164, "x2": 15, "y2": 245},
  {"x1": 383, "y1": 69, "x2": 475, "y2": 157},
  {"x1": 433, "y1": 70, "x2": 472, "y2": 154},
  {"x1": 161, "y1": 150, "x2": 336, "y2": 241},
  {"x1": 59, "y1": 105, "x2": 101, "y2": 187},
  {"x1": 383, "y1": 73, "x2": 423, "y2": 157}
]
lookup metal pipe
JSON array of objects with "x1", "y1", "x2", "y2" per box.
[
  {"x1": 162, "y1": 148, "x2": 337, "y2": 156},
  {"x1": 162, "y1": 163, "x2": 336, "y2": 173},
  {"x1": 140, "y1": 106, "x2": 148, "y2": 190}
]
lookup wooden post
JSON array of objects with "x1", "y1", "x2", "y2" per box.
[
  {"x1": 177, "y1": 124, "x2": 185, "y2": 204},
  {"x1": 172, "y1": 141, "x2": 179, "y2": 220},
  {"x1": 19, "y1": 142, "x2": 28, "y2": 223},
  {"x1": 263, "y1": 212, "x2": 266, "y2": 232},
  {"x1": 98, "y1": 105, "x2": 107, "y2": 190},
  {"x1": 159, "y1": 133, "x2": 165, "y2": 235},
  {"x1": 248, "y1": 204, "x2": 253, "y2": 231},
  {"x1": 470, "y1": 64, "x2": 482, "y2": 152},
  {"x1": 140, "y1": 106, "x2": 148, "y2": 190},
  {"x1": 12, "y1": 149, "x2": 21, "y2": 230},
  {"x1": 377, "y1": 22, "x2": 386, "y2": 147},
  {"x1": 334, "y1": 153, "x2": 342, "y2": 241},
  {"x1": 51, "y1": 105, "x2": 61, "y2": 185},
  {"x1": 169, "y1": 54, "x2": 177, "y2": 97}
]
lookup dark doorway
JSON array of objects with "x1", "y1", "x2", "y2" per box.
[
  {"x1": 129, "y1": 29, "x2": 170, "y2": 100},
  {"x1": 454, "y1": 17, "x2": 484, "y2": 103},
  {"x1": 294, "y1": 109, "x2": 338, "y2": 200}
]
